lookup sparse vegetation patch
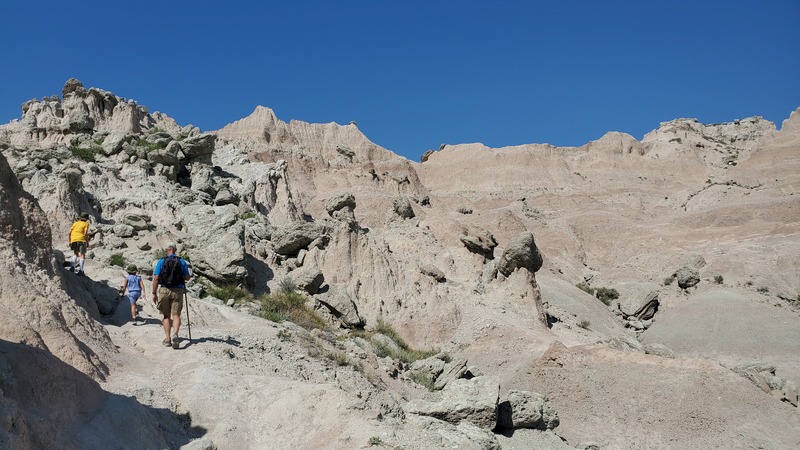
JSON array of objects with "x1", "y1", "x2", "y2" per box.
[
  {"x1": 370, "y1": 320, "x2": 439, "y2": 364},
  {"x1": 109, "y1": 253, "x2": 126, "y2": 267},
  {"x1": 69, "y1": 145, "x2": 100, "y2": 162},
  {"x1": 576, "y1": 282, "x2": 619, "y2": 306},
  {"x1": 208, "y1": 284, "x2": 252, "y2": 304},
  {"x1": 256, "y1": 291, "x2": 327, "y2": 330},
  {"x1": 410, "y1": 371, "x2": 436, "y2": 391}
]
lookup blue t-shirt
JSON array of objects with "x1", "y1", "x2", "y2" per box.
[
  {"x1": 154, "y1": 255, "x2": 190, "y2": 288},
  {"x1": 126, "y1": 274, "x2": 142, "y2": 293}
]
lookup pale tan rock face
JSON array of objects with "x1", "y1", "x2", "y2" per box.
[
  {"x1": 0, "y1": 152, "x2": 112, "y2": 379},
  {"x1": 1, "y1": 80, "x2": 799, "y2": 449}
]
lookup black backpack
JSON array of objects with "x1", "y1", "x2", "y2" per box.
[{"x1": 159, "y1": 256, "x2": 184, "y2": 288}]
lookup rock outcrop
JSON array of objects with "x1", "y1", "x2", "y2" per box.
[{"x1": 496, "y1": 231, "x2": 543, "y2": 276}]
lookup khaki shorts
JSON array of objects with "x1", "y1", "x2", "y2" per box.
[{"x1": 157, "y1": 287, "x2": 184, "y2": 317}]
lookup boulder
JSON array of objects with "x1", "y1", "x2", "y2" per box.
[
  {"x1": 315, "y1": 287, "x2": 364, "y2": 328},
  {"x1": 496, "y1": 231, "x2": 543, "y2": 276},
  {"x1": 459, "y1": 225, "x2": 497, "y2": 256},
  {"x1": 675, "y1": 266, "x2": 700, "y2": 289},
  {"x1": 435, "y1": 358, "x2": 469, "y2": 390},
  {"x1": 453, "y1": 421, "x2": 501, "y2": 450},
  {"x1": 179, "y1": 204, "x2": 247, "y2": 282},
  {"x1": 325, "y1": 192, "x2": 356, "y2": 216},
  {"x1": 617, "y1": 285, "x2": 659, "y2": 321},
  {"x1": 191, "y1": 165, "x2": 216, "y2": 196},
  {"x1": 144, "y1": 132, "x2": 172, "y2": 147},
  {"x1": 101, "y1": 132, "x2": 130, "y2": 156},
  {"x1": 146, "y1": 145, "x2": 179, "y2": 166},
  {"x1": 420, "y1": 264, "x2": 446, "y2": 282},
  {"x1": 214, "y1": 188, "x2": 237, "y2": 206},
  {"x1": 181, "y1": 133, "x2": 216, "y2": 160},
  {"x1": 496, "y1": 390, "x2": 559, "y2": 430},
  {"x1": 409, "y1": 356, "x2": 446, "y2": 380},
  {"x1": 392, "y1": 196, "x2": 415, "y2": 219},
  {"x1": 293, "y1": 268, "x2": 324, "y2": 294},
  {"x1": 272, "y1": 222, "x2": 329, "y2": 256},
  {"x1": 62, "y1": 78, "x2": 86, "y2": 97},
  {"x1": 113, "y1": 223, "x2": 135, "y2": 238},
  {"x1": 120, "y1": 213, "x2": 150, "y2": 231},
  {"x1": 407, "y1": 376, "x2": 500, "y2": 430}
]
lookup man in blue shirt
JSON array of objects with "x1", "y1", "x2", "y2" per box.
[{"x1": 152, "y1": 242, "x2": 191, "y2": 349}]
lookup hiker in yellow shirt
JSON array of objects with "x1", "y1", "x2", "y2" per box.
[{"x1": 69, "y1": 212, "x2": 90, "y2": 276}]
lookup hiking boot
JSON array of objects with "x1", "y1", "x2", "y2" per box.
[
  {"x1": 171, "y1": 335, "x2": 180, "y2": 349},
  {"x1": 162, "y1": 338, "x2": 172, "y2": 347}
]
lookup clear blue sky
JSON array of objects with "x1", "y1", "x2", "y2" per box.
[{"x1": 1, "y1": 1, "x2": 798, "y2": 161}]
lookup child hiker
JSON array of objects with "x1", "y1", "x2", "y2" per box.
[{"x1": 120, "y1": 264, "x2": 145, "y2": 324}]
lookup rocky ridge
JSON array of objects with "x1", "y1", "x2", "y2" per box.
[{"x1": 0, "y1": 79, "x2": 798, "y2": 449}]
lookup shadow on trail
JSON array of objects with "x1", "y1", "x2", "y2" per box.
[
  {"x1": 189, "y1": 335, "x2": 241, "y2": 347},
  {"x1": 58, "y1": 264, "x2": 123, "y2": 321},
  {"x1": 0, "y1": 339, "x2": 206, "y2": 449}
]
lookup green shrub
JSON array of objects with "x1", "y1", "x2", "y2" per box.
[
  {"x1": 713, "y1": 275, "x2": 724, "y2": 284},
  {"x1": 69, "y1": 146, "x2": 99, "y2": 162},
  {"x1": 757, "y1": 286, "x2": 769, "y2": 294},
  {"x1": 238, "y1": 211, "x2": 257, "y2": 220},
  {"x1": 323, "y1": 349, "x2": 349, "y2": 366},
  {"x1": 578, "y1": 320, "x2": 591, "y2": 329},
  {"x1": 109, "y1": 253, "x2": 126, "y2": 267},
  {"x1": 152, "y1": 248, "x2": 167, "y2": 260},
  {"x1": 135, "y1": 138, "x2": 166, "y2": 151},
  {"x1": 368, "y1": 436, "x2": 383, "y2": 446},
  {"x1": 208, "y1": 284, "x2": 252, "y2": 304},
  {"x1": 576, "y1": 282, "x2": 619, "y2": 306},
  {"x1": 663, "y1": 276, "x2": 675, "y2": 286},
  {"x1": 410, "y1": 372, "x2": 435, "y2": 391},
  {"x1": 372, "y1": 320, "x2": 439, "y2": 364},
  {"x1": 256, "y1": 291, "x2": 327, "y2": 330},
  {"x1": 279, "y1": 277, "x2": 297, "y2": 294}
]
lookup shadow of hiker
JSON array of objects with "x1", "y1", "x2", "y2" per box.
[
  {"x1": 192, "y1": 336, "x2": 242, "y2": 347},
  {"x1": 0, "y1": 339, "x2": 206, "y2": 449}
]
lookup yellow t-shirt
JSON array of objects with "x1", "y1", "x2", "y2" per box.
[{"x1": 69, "y1": 220, "x2": 89, "y2": 244}]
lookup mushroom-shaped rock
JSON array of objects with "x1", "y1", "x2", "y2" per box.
[
  {"x1": 62, "y1": 78, "x2": 86, "y2": 97},
  {"x1": 325, "y1": 192, "x2": 356, "y2": 216},
  {"x1": 675, "y1": 266, "x2": 700, "y2": 289},
  {"x1": 497, "y1": 232, "x2": 543, "y2": 276}
]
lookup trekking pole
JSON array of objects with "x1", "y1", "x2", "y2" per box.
[{"x1": 185, "y1": 290, "x2": 192, "y2": 342}]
